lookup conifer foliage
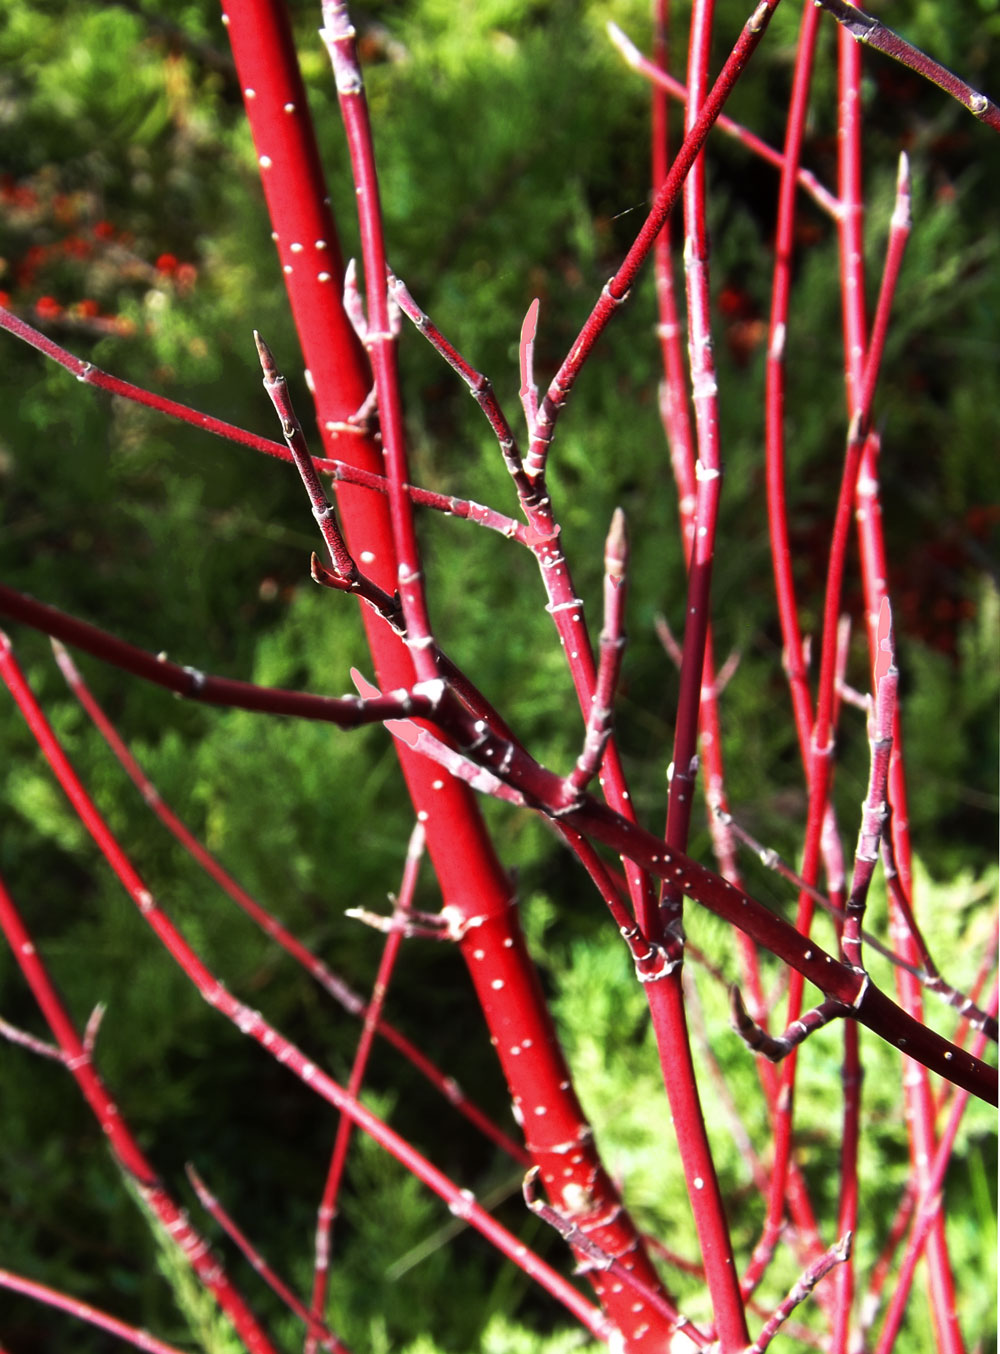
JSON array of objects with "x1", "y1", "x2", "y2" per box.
[{"x1": 0, "y1": 2, "x2": 997, "y2": 1352}]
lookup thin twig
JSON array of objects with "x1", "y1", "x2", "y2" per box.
[
  {"x1": 814, "y1": 0, "x2": 1000, "y2": 132},
  {"x1": 0, "y1": 1269, "x2": 189, "y2": 1354},
  {"x1": 607, "y1": 21, "x2": 840, "y2": 217},
  {"x1": 522, "y1": 1167, "x2": 709, "y2": 1349},
  {"x1": 566, "y1": 508, "x2": 629, "y2": 797},
  {"x1": 747, "y1": 1234, "x2": 853, "y2": 1353},
  {"x1": 185, "y1": 1166, "x2": 350, "y2": 1354}
]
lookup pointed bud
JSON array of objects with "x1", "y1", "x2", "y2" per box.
[
  {"x1": 253, "y1": 330, "x2": 279, "y2": 385},
  {"x1": 604, "y1": 506, "x2": 628, "y2": 581}
]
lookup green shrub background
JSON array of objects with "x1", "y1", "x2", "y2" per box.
[{"x1": 0, "y1": 1, "x2": 996, "y2": 1350}]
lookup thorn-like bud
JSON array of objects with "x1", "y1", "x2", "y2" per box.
[
  {"x1": 520, "y1": 297, "x2": 539, "y2": 351},
  {"x1": 310, "y1": 552, "x2": 351, "y2": 591},
  {"x1": 728, "y1": 982, "x2": 748, "y2": 1032},
  {"x1": 253, "y1": 330, "x2": 279, "y2": 385},
  {"x1": 521, "y1": 1164, "x2": 541, "y2": 1209},
  {"x1": 892, "y1": 151, "x2": 912, "y2": 232},
  {"x1": 874, "y1": 596, "x2": 894, "y2": 687},
  {"x1": 606, "y1": 20, "x2": 642, "y2": 70},
  {"x1": 896, "y1": 150, "x2": 910, "y2": 197},
  {"x1": 604, "y1": 506, "x2": 628, "y2": 581}
]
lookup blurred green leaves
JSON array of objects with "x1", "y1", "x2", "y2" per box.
[{"x1": 0, "y1": 1, "x2": 996, "y2": 1350}]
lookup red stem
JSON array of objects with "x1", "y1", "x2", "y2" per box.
[
  {"x1": 185, "y1": 1166, "x2": 350, "y2": 1354},
  {"x1": 224, "y1": 5, "x2": 677, "y2": 1344},
  {"x1": 609, "y1": 19, "x2": 839, "y2": 217},
  {"x1": 814, "y1": 0, "x2": 1000, "y2": 132},
  {"x1": 51, "y1": 641, "x2": 529, "y2": 1150},
  {"x1": 305, "y1": 824, "x2": 424, "y2": 1352},
  {"x1": 0, "y1": 637, "x2": 612, "y2": 1341},
  {"x1": 748, "y1": 1234, "x2": 853, "y2": 1353},
  {"x1": 834, "y1": 25, "x2": 963, "y2": 1351},
  {"x1": 528, "y1": 0, "x2": 782, "y2": 478},
  {"x1": 0, "y1": 583, "x2": 443, "y2": 726},
  {"x1": 753, "y1": 0, "x2": 832, "y2": 1301},
  {"x1": 6, "y1": 597, "x2": 993, "y2": 1104},
  {"x1": 764, "y1": 0, "x2": 823, "y2": 757},
  {"x1": 320, "y1": 3, "x2": 436, "y2": 678},
  {"x1": 873, "y1": 979, "x2": 1000, "y2": 1354},
  {"x1": 652, "y1": 0, "x2": 825, "y2": 1276},
  {"x1": 0, "y1": 305, "x2": 527, "y2": 542},
  {"x1": 0, "y1": 857, "x2": 279, "y2": 1354},
  {"x1": 0, "y1": 1269, "x2": 189, "y2": 1354},
  {"x1": 643, "y1": 1, "x2": 750, "y2": 1346}
]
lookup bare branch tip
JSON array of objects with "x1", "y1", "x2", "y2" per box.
[
  {"x1": 605, "y1": 506, "x2": 629, "y2": 575},
  {"x1": 253, "y1": 330, "x2": 279, "y2": 381},
  {"x1": 310, "y1": 552, "x2": 350, "y2": 590},
  {"x1": 896, "y1": 150, "x2": 910, "y2": 191},
  {"x1": 606, "y1": 20, "x2": 640, "y2": 67},
  {"x1": 50, "y1": 636, "x2": 77, "y2": 680},
  {"x1": 82, "y1": 1000, "x2": 107, "y2": 1054},
  {"x1": 184, "y1": 1161, "x2": 209, "y2": 1199},
  {"x1": 874, "y1": 596, "x2": 895, "y2": 686}
]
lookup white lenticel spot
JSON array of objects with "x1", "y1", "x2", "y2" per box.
[
  {"x1": 317, "y1": 272, "x2": 332, "y2": 282},
  {"x1": 290, "y1": 242, "x2": 304, "y2": 253},
  {"x1": 360, "y1": 551, "x2": 376, "y2": 563},
  {"x1": 417, "y1": 811, "x2": 428, "y2": 823},
  {"x1": 244, "y1": 88, "x2": 256, "y2": 99},
  {"x1": 491, "y1": 979, "x2": 504, "y2": 990},
  {"x1": 259, "y1": 155, "x2": 272, "y2": 168},
  {"x1": 283, "y1": 102, "x2": 296, "y2": 113},
  {"x1": 694, "y1": 1177, "x2": 704, "y2": 1190}
]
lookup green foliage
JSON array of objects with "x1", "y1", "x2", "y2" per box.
[
  {"x1": 147, "y1": 1185, "x2": 246, "y2": 1354},
  {"x1": 0, "y1": 1, "x2": 996, "y2": 1351}
]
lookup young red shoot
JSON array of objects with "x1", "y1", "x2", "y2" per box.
[
  {"x1": 566, "y1": 507, "x2": 629, "y2": 798},
  {"x1": 0, "y1": 1270, "x2": 190, "y2": 1354},
  {"x1": 748, "y1": 1234, "x2": 853, "y2": 1353},
  {"x1": 185, "y1": 1166, "x2": 350, "y2": 1354},
  {"x1": 518, "y1": 296, "x2": 540, "y2": 435},
  {"x1": 815, "y1": 0, "x2": 1000, "y2": 132}
]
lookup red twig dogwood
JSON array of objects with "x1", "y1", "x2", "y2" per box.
[{"x1": 1, "y1": 3, "x2": 995, "y2": 1352}]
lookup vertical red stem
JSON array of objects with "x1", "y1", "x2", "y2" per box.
[
  {"x1": 305, "y1": 824, "x2": 424, "y2": 1353},
  {"x1": 221, "y1": 4, "x2": 673, "y2": 1345},
  {"x1": 836, "y1": 25, "x2": 963, "y2": 1354},
  {"x1": 639, "y1": 5, "x2": 750, "y2": 1349}
]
